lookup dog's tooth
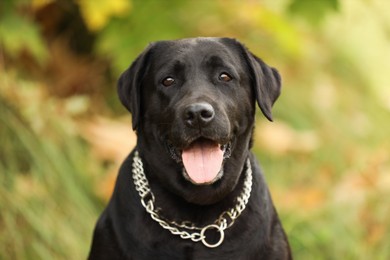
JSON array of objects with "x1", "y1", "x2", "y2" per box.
[{"x1": 223, "y1": 142, "x2": 232, "y2": 159}]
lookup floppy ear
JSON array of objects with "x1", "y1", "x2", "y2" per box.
[
  {"x1": 229, "y1": 40, "x2": 281, "y2": 121},
  {"x1": 244, "y1": 52, "x2": 281, "y2": 121},
  {"x1": 117, "y1": 45, "x2": 153, "y2": 130}
]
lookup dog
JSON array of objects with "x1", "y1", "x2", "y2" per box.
[{"x1": 89, "y1": 37, "x2": 292, "y2": 259}]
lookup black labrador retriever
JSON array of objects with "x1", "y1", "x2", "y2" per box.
[{"x1": 89, "y1": 37, "x2": 292, "y2": 259}]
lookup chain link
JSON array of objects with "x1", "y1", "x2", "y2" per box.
[{"x1": 131, "y1": 150, "x2": 253, "y2": 248}]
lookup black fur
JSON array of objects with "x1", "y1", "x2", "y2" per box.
[{"x1": 89, "y1": 37, "x2": 291, "y2": 259}]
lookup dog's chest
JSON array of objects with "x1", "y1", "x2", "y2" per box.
[{"x1": 127, "y1": 215, "x2": 262, "y2": 260}]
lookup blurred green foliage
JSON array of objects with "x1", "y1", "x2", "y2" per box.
[
  {"x1": 1, "y1": 0, "x2": 390, "y2": 259},
  {"x1": 0, "y1": 0, "x2": 48, "y2": 64},
  {"x1": 288, "y1": 0, "x2": 339, "y2": 25}
]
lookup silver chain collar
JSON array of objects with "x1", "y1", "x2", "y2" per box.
[{"x1": 131, "y1": 150, "x2": 253, "y2": 248}]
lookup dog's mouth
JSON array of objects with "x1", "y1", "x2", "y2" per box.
[{"x1": 167, "y1": 138, "x2": 231, "y2": 185}]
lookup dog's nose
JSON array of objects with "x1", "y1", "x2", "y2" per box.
[{"x1": 184, "y1": 102, "x2": 215, "y2": 127}]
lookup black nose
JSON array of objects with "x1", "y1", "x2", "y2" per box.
[{"x1": 183, "y1": 102, "x2": 215, "y2": 128}]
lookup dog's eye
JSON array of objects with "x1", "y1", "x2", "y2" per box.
[
  {"x1": 219, "y1": 73, "x2": 233, "y2": 82},
  {"x1": 162, "y1": 77, "x2": 175, "y2": 87}
]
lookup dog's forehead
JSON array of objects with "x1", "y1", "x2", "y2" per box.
[
  {"x1": 150, "y1": 38, "x2": 239, "y2": 66},
  {"x1": 158, "y1": 37, "x2": 224, "y2": 52}
]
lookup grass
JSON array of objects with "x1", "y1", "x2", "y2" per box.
[{"x1": 0, "y1": 90, "x2": 104, "y2": 259}]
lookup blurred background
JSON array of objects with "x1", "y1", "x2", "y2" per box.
[{"x1": 1, "y1": 0, "x2": 389, "y2": 259}]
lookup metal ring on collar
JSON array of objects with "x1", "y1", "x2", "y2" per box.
[{"x1": 200, "y1": 224, "x2": 225, "y2": 248}]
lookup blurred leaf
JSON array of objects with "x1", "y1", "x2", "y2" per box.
[
  {"x1": 231, "y1": 2, "x2": 302, "y2": 60},
  {"x1": 96, "y1": 0, "x2": 188, "y2": 74},
  {"x1": 0, "y1": 11, "x2": 48, "y2": 64},
  {"x1": 80, "y1": 117, "x2": 136, "y2": 162},
  {"x1": 255, "y1": 121, "x2": 320, "y2": 155},
  {"x1": 79, "y1": 117, "x2": 136, "y2": 200},
  {"x1": 288, "y1": 0, "x2": 339, "y2": 25},
  {"x1": 64, "y1": 95, "x2": 90, "y2": 115},
  {"x1": 77, "y1": 0, "x2": 132, "y2": 31},
  {"x1": 31, "y1": 0, "x2": 55, "y2": 9}
]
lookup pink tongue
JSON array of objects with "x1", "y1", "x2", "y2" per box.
[{"x1": 182, "y1": 140, "x2": 224, "y2": 184}]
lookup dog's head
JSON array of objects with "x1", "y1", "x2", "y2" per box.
[{"x1": 118, "y1": 38, "x2": 281, "y2": 205}]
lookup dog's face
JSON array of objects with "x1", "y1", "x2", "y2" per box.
[{"x1": 118, "y1": 38, "x2": 281, "y2": 205}]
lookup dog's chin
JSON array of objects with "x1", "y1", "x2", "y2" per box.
[{"x1": 166, "y1": 138, "x2": 232, "y2": 186}]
